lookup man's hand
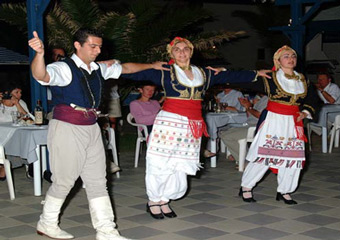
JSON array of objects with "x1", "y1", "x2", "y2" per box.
[
  {"x1": 239, "y1": 97, "x2": 251, "y2": 109},
  {"x1": 28, "y1": 31, "x2": 44, "y2": 54},
  {"x1": 257, "y1": 70, "x2": 272, "y2": 79},
  {"x1": 98, "y1": 59, "x2": 118, "y2": 67},
  {"x1": 206, "y1": 66, "x2": 226, "y2": 75},
  {"x1": 151, "y1": 61, "x2": 169, "y2": 71}
]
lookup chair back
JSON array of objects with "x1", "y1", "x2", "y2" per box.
[
  {"x1": 127, "y1": 113, "x2": 149, "y2": 168},
  {"x1": 0, "y1": 145, "x2": 5, "y2": 164},
  {"x1": 246, "y1": 126, "x2": 256, "y2": 141},
  {"x1": 329, "y1": 114, "x2": 340, "y2": 153},
  {"x1": 127, "y1": 113, "x2": 149, "y2": 140},
  {"x1": 0, "y1": 145, "x2": 15, "y2": 200}
]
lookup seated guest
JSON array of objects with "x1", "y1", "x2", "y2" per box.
[
  {"x1": 129, "y1": 81, "x2": 161, "y2": 134},
  {"x1": 219, "y1": 93, "x2": 268, "y2": 167},
  {"x1": 0, "y1": 83, "x2": 29, "y2": 122},
  {"x1": 0, "y1": 83, "x2": 30, "y2": 180},
  {"x1": 216, "y1": 88, "x2": 245, "y2": 111},
  {"x1": 315, "y1": 73, "x2": 340, "y2": 104}
]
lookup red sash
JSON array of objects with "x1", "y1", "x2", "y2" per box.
[
  {"x1": 266, "y1": 101, "x2": 307, "y2": 142},
  {"x1": 162, "y1": 99, "x2": 209, "y2": 139},
  {"x1": 266, "y1": 101, "x2": 306, "y2": 174},
  {"x1": 53, "y1": 104, "x2": 97, "y2": 125}
]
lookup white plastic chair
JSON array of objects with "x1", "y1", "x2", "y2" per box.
[
  {"x1": 328, "y1": 115, "x2": 340, "y2": 153},
  {"x1": 238, "y1": 126, "x2": 256, "y2": 172},
  {"x1": 307, "y1": 122, "x2": 323, "y2": 151},
  {"x1": 106, "y1": 127, "x2": 120, "y2": 178},
  {"x1": 127, "y1": 113, "x2": 149, "y2": 168},
  {"x1": 0, "y1": 145, "x2": 15, "y2": 200}
]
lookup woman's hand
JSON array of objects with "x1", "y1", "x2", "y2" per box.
[{"x1": 296, "y1": 111, "x2": 308, "y2": 122}]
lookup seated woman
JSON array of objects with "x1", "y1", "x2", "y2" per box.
[
  {"x1": 129, "y1": 81, "x2": 161, "y2": 134},
  {"x1": 0, "y1": 83, "x2": 29, "y2": 122},
  {"x1": 0, "y1": 82, "x2": 30, "y2": 180}
]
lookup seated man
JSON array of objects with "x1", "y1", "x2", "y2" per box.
[
  {"x1": 219, "y1": 93, "x2": 268, "y2": 168},
  {"x1": 316, "y1": 73, "x2": 340, "y2": 104},
  {"x1": 216, "y1": 88, "x2": 244, "y2": 111},
  {"x1": 309, "y1": 73, "x2": 340, "y2": 136},
  {"x1": 129, "y1": 81, "x2": 161, "y2": 134}
]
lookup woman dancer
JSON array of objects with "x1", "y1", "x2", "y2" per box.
[
  {"x1": 239, "y1": 45, "x2": 319, "y2": 205},
  {"x1": 123, "y1": 37, "x2": 270, "y2": 219}
]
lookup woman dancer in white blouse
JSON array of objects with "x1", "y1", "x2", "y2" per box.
[{"x1": 239, "y1": 46, "x2": 318, "y2": 205}]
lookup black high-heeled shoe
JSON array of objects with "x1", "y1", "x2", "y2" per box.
[
  {"x1": 146, "y1": 203, "x2": 164, "y2": 219},
  {"x1": 239, "y1": 187, "x2": 256, "y2": 203},
  {"x1": 276, "y1": 193, "x2": 297, "y2": 205},
  {"x1": 160, "y1": 203, "x2": 177, "y2": 218}
]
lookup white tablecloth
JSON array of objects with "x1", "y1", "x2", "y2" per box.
[
  {"x1": 205, "y1": 111, "x2": 248, "y2": 139},
  {"x1": 0, "y1": 122, "x2": 48, "y2": 163}
]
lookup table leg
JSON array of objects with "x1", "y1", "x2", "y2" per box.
[
  {"x1": 210, "y1": 139, "x2": 217, "y2": 168},
  {"x1": 41, "y1": 145, "x2": 47, "y2": 173},
  {"x1": 322, "y1": 127, "x2": 327, "y2": 153},
  {"x1": 34, "y1": 145, "x2": 42, "y2": 196}
]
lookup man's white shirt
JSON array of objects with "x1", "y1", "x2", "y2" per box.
[{"x1": 37, "y1": 54, "x2": 122, "y2": 86}]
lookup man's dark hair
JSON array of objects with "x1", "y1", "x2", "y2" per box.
[
  {"x1": 73, "y1": 28, "x2": 103, "y2": 46},
  {"x1": 317, "y1": 72, "x2": 332, "y2": 81}
]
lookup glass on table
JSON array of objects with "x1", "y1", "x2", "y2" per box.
[
  {"x1": 221, "y1": 102, "x2": 228, "y2": 111},
  {"x1": 11, "y1": 111, "x2": 20, "y2": 125}
]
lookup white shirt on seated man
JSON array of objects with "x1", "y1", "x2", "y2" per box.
[
  {"x1": 219, "y1": 94, "x2": 268, "y2": 166},
  {"x1": 216, "y1": 88, "x2": 245, "y2": 111}
]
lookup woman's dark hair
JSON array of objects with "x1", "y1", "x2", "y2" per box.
[
  {"x1": 136, "y1": 81, "x2": 156, "y2": 89},
  {"x1": 2, "y1": 81, "x2": 22, "y2": 94}
]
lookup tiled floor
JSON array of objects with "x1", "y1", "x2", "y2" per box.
[{"x1": 1, "y1": 135, "x2": 340, "y2": 240}]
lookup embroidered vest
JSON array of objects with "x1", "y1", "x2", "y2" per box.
[{"x1": 50, "y1": 58, "x2": 104, "y2": 108}]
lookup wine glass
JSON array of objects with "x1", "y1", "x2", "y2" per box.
[{"x1": 221, "y1": 103, "x2": 228, "y2": 111}]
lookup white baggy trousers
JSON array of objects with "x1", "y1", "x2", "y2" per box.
[
  {"x1": 241, "y1": 162, "x2": 301, "y2": 194},
  {"x1": 46, "y1": 120, "x2": 108, "y2": 200}
]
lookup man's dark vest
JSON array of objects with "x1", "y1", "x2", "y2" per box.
[{"x1": 50, "y1": 58, "x2": 104, "y2": 108}]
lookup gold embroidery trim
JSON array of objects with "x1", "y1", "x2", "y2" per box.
[{"x1": 270, "y1": 72, "x2": 307, "y2": 105}]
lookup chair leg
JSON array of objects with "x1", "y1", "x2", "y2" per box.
[
  {"x1": 238, "y1": 139, "x2": 247, "y2": 172},
  {"x1": 135, "y1": 139, "x2": 141, "y2": 168},
  {"x1": 220, "y1": 140, "x2": 226, "y2": 153},
  {"x1": 307, "y1": 123, "x2": 312, "y2": 152},
  {"x1": 111, "y1": 149, "x2": 120, "y2": 179},
  {"x1": 335, "y1": 128, "x2": 340, "y2": 148},
  {"x1": 4, "y1": 159, "x2": 15, "y2": 200},
  {"x1": 329, "y1": 127, "x2": 335, "y2": 153},
  {"x1": 110, "y1": 135, "x2": 120, "y2": 179}
]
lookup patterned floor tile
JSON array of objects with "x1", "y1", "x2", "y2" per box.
[
  {"x1": 238, "y1": 226, "x2": 289, "y2": 240},
  {"x1": 295, "y1": 214, "x2": 340, "y2": 226},
  {"x1": 175, "y1": 226, "x2": 228, "y2": 240},
  {"x1": 301, "y1": 227, "x2": 340, "y2": 240},
  {"x1": 1, "y1": 134, "x2": 340, "y2": 239}
]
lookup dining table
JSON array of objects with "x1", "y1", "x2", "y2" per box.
[
  {"x1": 205, "y1": 111, "x2": 247, "y2": 167},
  {"x1": 0, "y1": 122, "x2": 48, "y2": 197},
  {"x1": 316, "y1": 104, "x2": 340, "y2": 153}
]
